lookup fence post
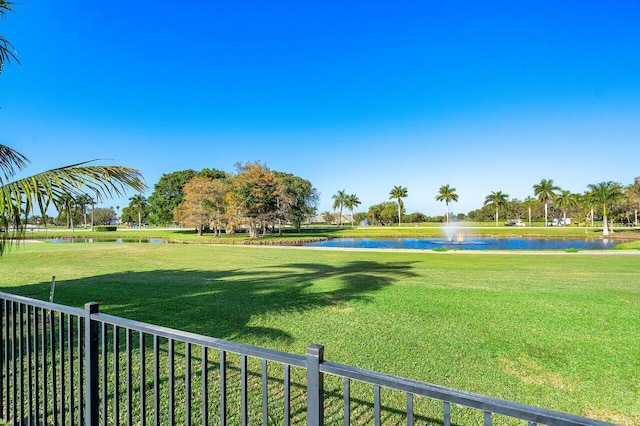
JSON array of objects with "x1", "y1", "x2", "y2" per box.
[
  {"x1": 306, "y1": 344, "x2": 324, "y2": 426},
  {"x1": 84, "y1": 302, "x2": 99, "y2": 426}
]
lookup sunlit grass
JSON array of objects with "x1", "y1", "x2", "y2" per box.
[{"x1": 1, "y1": 243, "x2": 639, "y2": 424}]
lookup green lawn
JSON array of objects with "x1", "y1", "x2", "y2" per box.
[{"x1": 1, "y1": 243, "x2": 639, "y2": 424}]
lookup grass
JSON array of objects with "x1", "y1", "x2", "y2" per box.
[{"x1": 1, "y1": 243, "x2": 639, "y2": 424}]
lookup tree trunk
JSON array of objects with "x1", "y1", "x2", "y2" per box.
[
  {"x1": 495, "y1": 207, "x2": 499, "y2": 226},
  {"x1": 544, "y1": 203, "x2": 548, "y2": 226},
  {"x1": 445, "y1": 202, "x2": 449, "y2": 224},
  {"x1": 528, "y1": 206, "x2": 531, "y2": 227}
]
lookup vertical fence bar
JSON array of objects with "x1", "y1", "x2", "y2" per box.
[
  {"x1": 240, "y1": 355, "x2": 247, "y2": 426},
  {"x1": 484, "y1": 411, "x2": 492, "y2": 426},
  {"x1": 185, "y1": 343, "x2": 191, "y2": 426},
  {"x1": 202, "y1": 346, "x2": 208, "y2": 426},
  {"x1": 102, "y1": 323, "x2": 108, "y2": 426},
  {"x1": 114, "y1": 326, "x2": 120, "y2": 426},
  {"x1": 33, "y1": 306, "x2": 40, "y2": 424},
  {"x1": 443, "y1": 401, "x2": 450, "y2": 426},
  {"x1": 261, "y1": 359, "x2": 268, "y2": 426},
  {"x1": 374, "y1": 385, "x2": 381, "y2": 426},
  {"x1": 68, "y1": 314, "x2": 74, "y2": 424},
  {"x1": 11, "y1": 303, "x2": 17, "y2": 423},
  {"x1": 406, "y1": 393, "x2": 413, "y2": 426},
  {"x1": 1, "y1": 300, "x2": 7, "y2": 420},
  {"x1": 37, "y1": 308, "x2": 43, "y2": 424},
  {"x1": 27, "y1": 305, "x2": 33, "y2": 424},
  {"x1": 154, "y1": 335, "x2": 160, "y2": 426},
  {"x1": 219, "y1": 351, "x2": 226, "y2": 426},
  {"x1": 284, "y1": 364, "x2": 290, "y2": 426},
  {"x1": 0, "y1": 299, "x2": 3, "y2": 420},
  {"x1": 140, "y1": 332, "x2": 146, "y2": 426},
  {"x1": 79, "y1": 315, "x2": 84, "y2": 422},
  {"x1": 85, "y1": 302, "x2": 100, "y2": 426},
  {"x1": 59, "y1": 313, "x2": 66, "y2": 426},
  {"x1": 50, "y1": 309, "x2": 59, "y2": 424},
  {"x1": 126, "y1": 329, "x2": 132, "y2": 426},
  {"x1": 343, "y1": 378, "x2": 350, "y2": 426},
  {"x1": 306, "y1": 344, "x2": 325, "y2": 426},
  {"x1": 168, "y1": 339, "x2": 175, "y2": 426},
  {"x1": 18, "y1": 303, "x2": 24, "y2": 423}
]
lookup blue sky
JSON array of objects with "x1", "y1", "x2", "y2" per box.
[{"x1": 1, "y1": 1, "x2": 639, "y2": 216}]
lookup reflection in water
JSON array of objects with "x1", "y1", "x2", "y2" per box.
[{"x1": 306, "y1": 238, "x2": 619, "y2": 250}]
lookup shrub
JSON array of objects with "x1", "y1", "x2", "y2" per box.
[{"x1": 94, "y1": 226, "x2": 117, "y2": 232}]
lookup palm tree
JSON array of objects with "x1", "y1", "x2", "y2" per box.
[
  {"x1": 523, "y1": 196, "x2": 536, "y2": 227},
  {"x1": 484, "y1": 191, "x2": 509, "y2": 226},
  {"x1": 76, "y1": 193, "x2": 95, "y2": 229},
  {"x1": 128, "y1": 194, "x2": 148, "y2": 228},
  {"x1": 554, "y1": 190, "x2": 578, "y2": 225},
  {"x1": 332, "y1": 190, "x2": 348, "y2": 226},
  {"x1": 533, "y1": 179, "x2": 560, "y2": 226},
  {"x1": 435, "y1": 184, "x2": 459, "y2": 224},
  {"x1": 389, "y1": 185, "x2": 408, "y2": 226},
  {"x1": 587, "y1": 181, "x2": 625, "y2": 236},
  {"x1": 1, "y1": 144, "x2": 146, "y2": 255},
  {"x1": 344, "y1": 194, "x2": 360, "y2": 226}
]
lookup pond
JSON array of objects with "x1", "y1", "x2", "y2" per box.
[{"x1": 304, "y1": 238, "x2": 620, "y2": 251}]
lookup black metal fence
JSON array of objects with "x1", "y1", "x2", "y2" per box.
[{"x1": 0, "y1": 292, "x2": 616, "y2": 425}]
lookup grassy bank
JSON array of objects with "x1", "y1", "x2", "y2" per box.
[{"x1": 1, "y1": 243, "x2": 638, "y2": 424}]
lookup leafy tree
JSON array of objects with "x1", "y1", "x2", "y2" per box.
[
  {"x1": 587, "y1": 181, "x2": 625, "y2": 236},
  {"x1": 344, "y1": 194, "x2": 361, "y2": 226},
  {"x1": 389, "y1": 185, "x2": 408, "y2": 226},
  {"x1": 92, "y1": 207, "x2": 116, "y2": 225},
  {"x1": 368, "y1": 201, "x2": 397, "y2": 226},
  {"x1": 228, "y1": 162, "x2": 279, "y2": 238},
  {"x1": 128, "y1": 194, "x2": 148, "y2": 228},
  {"x1": 147, "y1": 170, "x2": 197, "y2": 225},
  {"x1": 174, "y1": 176, "x2": 228, "y2": 236},
  {"x1": 332, "y1": 190, "x2": 348, "y2": 226},
  {"x1": 484, "y1": 191, "x2": 509, "y2": 226},
  {"x1": 533, "y1": 179, "x2": 560, "y2": 226},
  {"x1": 435, "y1": 184, "x2": 458, "y2": 224},
  {"x1": 626, "y1": 177, "x2": 640, "y2": 226},
  {"x1": 274, "y1": 172, "x2": 318, "y2": 232},
  {"x1": 322, "y1": 211, "x2": 333, "y2": 224}
]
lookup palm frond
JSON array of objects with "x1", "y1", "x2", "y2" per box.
[
  {"x1": 1, "y1": 160, "x2": 146, "y2": 255},
  {"x1": 0, "y1": 144, "x2": 29, "y2": 182}
]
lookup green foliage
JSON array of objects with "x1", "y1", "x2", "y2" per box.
[
  {"x1": 367, "y1": 201, "x2": 397, "y2": 225},
  {"x1": 147, "y1": 169, "x2": 197, "y2": 225},
  {"x1": 94, "y1": 225, "x2": 117, "y2": 232}
]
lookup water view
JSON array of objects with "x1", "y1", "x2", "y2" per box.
[{"x1": 306, "y1": 238, "x2": 619, "y2": 250}]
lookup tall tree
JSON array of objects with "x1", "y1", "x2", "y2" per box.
[
  {"x1": 389, "y1": 185, "x2": 408, "y2": 226},
  {"x1": 344, "y1": 194, "x2": 361, "y2": 226},
  {"x1": 435, "y1": 184, "x2": 459, "y2": 224},
  {"x1": 228, "y1": 162, "x2": 279, "y2": 238},
  {"x1": 174, "y1": 176, "x2": 228, "y2": 236},
  {"x1": 75, "y1": 193, "x2": 94, "y2": 229},
  {"x1": 587, "y1": 181, "x2": 625, "y2": 236},
  {"x1": 533, "y1": 179, "x2": 560, "y2": 226},
  {"x1": 484, "y1": 191, "x2": 509, "y2": 226},
  {"x1": 128, "y1": 194, "x2": 148, "y2": 228},
  {"x1": 626, "y1": 177, "x2": 640, "y2": 226},
  {"x1": 273, "y1": 172, "x2": 318, "y2": 232},
  {"x1": 554, "y1": 190, "x2": 578, "y2": 225},
  {"x1": 522, "y1": 196, "x2": 537, "y2": 227},
  {"x1": 332, "y1": 190, "x2": 348, "y2": 226},
  {"x1": 146, "y1": 170, "x2": 197, "y2": 225}
]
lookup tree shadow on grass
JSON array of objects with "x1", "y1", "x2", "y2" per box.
[{"x1": 8, "y1": 260, "x2": 418, "y2": 344}]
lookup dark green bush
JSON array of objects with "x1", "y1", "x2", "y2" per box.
[{"x1": 94, "y1": 226, "x2": 117, "y2": 232}]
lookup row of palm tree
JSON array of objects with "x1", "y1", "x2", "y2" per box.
[
  {"x1": 333, "y1": 178, "x2": 637, "y2": 236},
  {"x1": 331, "y1": 190, "x2": 361, "y2": 226}
]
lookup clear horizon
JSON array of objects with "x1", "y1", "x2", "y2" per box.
[{"x1": 1, "y1": 1, "x2": 639, "y2": 216}]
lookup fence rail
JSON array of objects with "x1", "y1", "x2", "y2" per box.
[{"x1": 0, "y1": 292, "x2": 616, "y2": 425}]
